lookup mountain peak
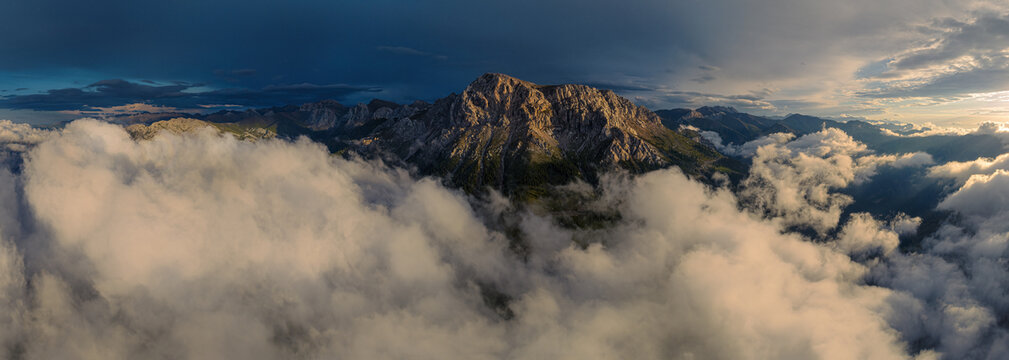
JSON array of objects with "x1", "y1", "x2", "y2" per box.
[
  {"x1": 389, "y1": 73, "x2": 735, "y2": 196},
  {"x1": 116, "y1": 73, "x2": 738, "y2": 198},
  {"x1": 472, "y1": 72, "x2": 534, "y2": 85},
  {"x1": 463, "y1": 73, "x2": 539, "y2": 97},
  {"x1": 367, "y1": 98, "x2": 400, "y2": 111}
]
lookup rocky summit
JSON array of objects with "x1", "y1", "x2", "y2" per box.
[
  {"x1": 356, "y1": 73, "x2": 735, "y2": 197},
  {"x1": 112, "y1": 73, "x2": 739, "y2": 198}
]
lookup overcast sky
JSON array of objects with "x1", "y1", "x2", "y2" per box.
[{"x1": 1, "y1": 0, "x2": 1008, "y2": 126}]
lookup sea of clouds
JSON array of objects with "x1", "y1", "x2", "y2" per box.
[{"x1": 0, "y1": 119, "x2": 1006, "y2": 359}]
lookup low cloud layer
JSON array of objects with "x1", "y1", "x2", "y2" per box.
[
  {"x1": 0, "y1": 121, "x2": 1006, "y2": 358},
  {"x1": 0, "y1": 120, "x2": 914, "y2": 359},
  {"x1": 733, "y1": 128, "x2": 1009, "y2": 358},
  {"x1": 736, "y1": 128, "x2": 933, "y2": 233},
  {"x1": 869, "y1": 166, "x2": 1009, "y2": 357},
  {"x1": 929, "y1": 151, "x2": 1009, "y2": 183}
]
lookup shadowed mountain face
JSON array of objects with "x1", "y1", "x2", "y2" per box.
[
  {"x1": 656, "y1": 106, "x2": 792, "y2": 146},
  {"x1": 112, "y1": 74, "x2": 740, "y2": 198}
]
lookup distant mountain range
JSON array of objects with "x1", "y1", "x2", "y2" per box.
[
  {"x1": 657, "y1": 106, "x2": 1007, "y2": 162},
  {"x1": 115, "y1": 74, "x2": 1009, "y2": 200}
]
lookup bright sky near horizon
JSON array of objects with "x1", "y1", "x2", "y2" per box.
[{"x1": 1, "y1": 0, "x2": 1009, "y2": 127}]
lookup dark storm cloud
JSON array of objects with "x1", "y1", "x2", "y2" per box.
[
  {"x1": 0, "y1": 80, "x2": 191, "y2": 110},
  {"x1": 863, "y1": 12, "x2": 1009, "y2": 100},
  {"x1": 0, "y1": 80, "x2": 381, "y2": 111},
  {"x1": 692, "y1": 65, "x2": 718, "y2": 83},
  {"x1": 202, "y1": 83, "x2": 383, "y2": 107},
  {"x1": 0, "y1": 0, "x2": 1005, "y2": 119},
  {"x1": 214, "y1": 69, "x2": 258, "y2": 83},
  {"x1": 889, "y1": 13, "x2": 1009, "y2": 71},
  {"x1": 216, "y1": 69, "x2": 257, "y2": 77},
  {"x1": 859, "y1": 64, "x2": 1009, "y2": 99},
  {"x1": 666, "y1": 90, "x2": 765, "y2": 102},
  {"x1": 578, "y1": 82, "x2": 657, "y2": 92},
  {"x1": 691, "y1": 74, "x2": 716, "y2": 83},
  {"x1": 769, "y1": 99, "x2": 825, "y2": 110},
  {"x1": 655, "y1": 90, "x2": 777, "y2": 111}
]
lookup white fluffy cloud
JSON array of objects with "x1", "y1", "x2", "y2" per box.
[
  {"x1": 739, "y1": 128, "x2": 932, "y2": 233},
  {"x1": 0, "y1": 120, "x2": 53, "y2": 152},
  {"x1": 3, "y1": 120, "x2": 1009, "y2": 359},
  {"x1": 889, "y1": 213, "x2": 923, "y2": 236},
  {"x1": 7, "y1": 120, "x2": 518, "y2": 359},
  {"x1": 867, "y1": 159, "x2": 1009, "y2": 358},
  {"x1": 938, "y1": 170, "x2": 1009, "y2": 226},
  {"x1": 722, "y1": 127, "x2": 1009, "y2": 360},
  {"x1": 929, "y1": 152, "x2": 1009, "y2": 183},
  {"x1": 0, "y1": 120, "x2": 925, "y2": 359},
  {"x1": 710, "y1": 126, "x2": 1009, "y2": 360},
  {"x1": 708, "y1": 131, "x2": 796, "y2": 157},
  {"x1": 835, "y1": 213, "x2": 901, "y2": 257}
]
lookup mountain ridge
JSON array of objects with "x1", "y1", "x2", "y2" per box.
[{"x1": 112, "y1": 73, "x2": 741, "y2": 199}]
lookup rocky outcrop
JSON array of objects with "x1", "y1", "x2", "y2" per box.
[
  {"x1": 126, "y1": 118, "x2": 276, "y2": 141},
  {"x1": 126, "y1": 118, "x2": 215, "y2": 140}
]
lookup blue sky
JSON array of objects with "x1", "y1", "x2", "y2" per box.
[{"x1": 2, "y1": 0, "x2": 1009, "y2": 126}]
